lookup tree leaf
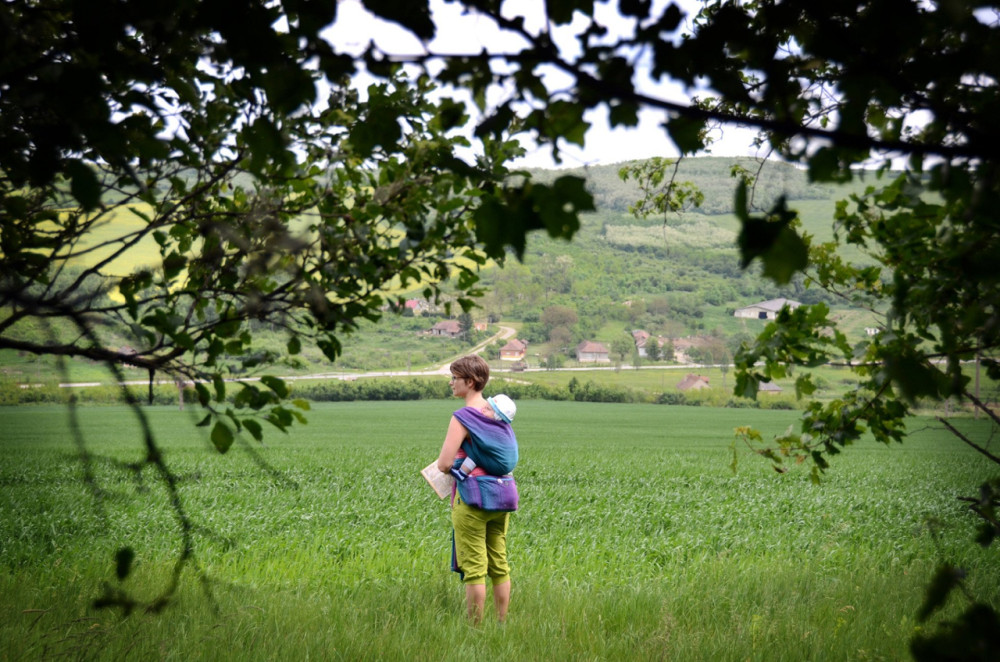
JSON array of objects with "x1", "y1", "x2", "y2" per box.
[
  {"x1": 260, "y1": 375, "x2": 289, "y2": 399},
  {"x1": 243, "y1": 418, "x2": 263, "y2": 442},
  {"x1": 759, "y1": 226, "x2": 809, "y2": 284},
  {"x1": 665, "y1": 115, "x2": 706, "y2": 154},
  {"x1": 736, "y1": 196, "x2": 808, "y2": 285},
  {"x1": 195, "y1": 383, "x2": 211, "y2": 407},
  {"x1": 67, "y1": 160, "x2": 101, "y2": 211},
  {"x1": 244, "y1": 117, "x2": 287, "y2": 175},
  {"x1": 211, "y1": 421, "x2": 234, "y2": 454},
  {"x1": 213, "y1": 374, "x2": 226, "y2": 402}
]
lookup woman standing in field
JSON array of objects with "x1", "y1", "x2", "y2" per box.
[{"x1": 436, "y1": 355, "x2": 519, "y2": 624}]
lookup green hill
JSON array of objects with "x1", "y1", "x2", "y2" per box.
[
  {"x1": 528, "y1": 156, "x2": 839, "y2": 215},
  {"x1": 2, "y1": 157, "x2": 890, "y2": 380},
  {"x1": 469, "y1": 157, "x2": 889, "y2": 365}
]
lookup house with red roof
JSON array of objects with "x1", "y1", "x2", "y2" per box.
[
  {"x1": 430, "y1": 320, "x2": 462, "y2": 338},
  {"x1": 576, "y1": 340, "x2": 610, "y2": 363},
  {"x1": 500, "y1": 338, "x2": 527, "y2": 361},
  {"x1": 677, "y1": 373, "x2": 710, "y2": 391}
]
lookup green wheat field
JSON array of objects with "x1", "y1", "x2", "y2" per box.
[{"x1": 1, "y1": 401, "x2": 997, "y2": 660}]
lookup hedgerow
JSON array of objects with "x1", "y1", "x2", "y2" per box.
[{"x1": 0, "y1": 376, "x2": 801, "y2": 410}]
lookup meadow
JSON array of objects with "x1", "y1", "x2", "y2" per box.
[{"x1": 1, "y1": 401, "x2": 997, "y2": 660}]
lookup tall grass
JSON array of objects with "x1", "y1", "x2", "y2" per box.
[{"x1": 1, "y1": 401, "x2": 996, "y2": 660}]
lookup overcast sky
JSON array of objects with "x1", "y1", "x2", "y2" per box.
[{"x1": 322, "y1": 0, "x2": 764, "y2": 170}]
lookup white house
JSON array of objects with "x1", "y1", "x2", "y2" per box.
[
  {"x1": 429, "y1": 320, "x2": 462, "y2": 337},
  {"x1": 734, "y1": 298, "x2": 803, "y2": 320},
  {"x1": 632, "y1": 329, "x2": 666, "y2": 358},
  {"x1": 575, "y1": 340, "x2": 610, "y2": 363},
  {"x1": 632, "y1": 330, "x2": 651, "y2": 357}
]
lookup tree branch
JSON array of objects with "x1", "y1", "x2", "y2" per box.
[{"x1": 937, "y1": 417, "x2": 1000, "y2": 466}]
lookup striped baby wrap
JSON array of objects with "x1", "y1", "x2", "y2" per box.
[
  {"x1": 452, "y1": 406, "x2": 519, "y2": 511},
  {"x1": 452, "y1": 406, "x2": 519, "y2": 476}
]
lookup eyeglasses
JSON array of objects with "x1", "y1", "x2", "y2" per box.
[{"x1": 449, "y1": 375, "x2": 460, "y2": 382}]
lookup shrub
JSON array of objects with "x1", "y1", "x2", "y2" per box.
[{"x1": 656, "y1": 392, "x2": 687, "y2": 405}]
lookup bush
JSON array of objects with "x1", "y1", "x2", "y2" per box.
[
  {"x1": 571, "y1": 380, "x2": 643, "y2": 403},
  {"x1": 656, "y1": 392, "x2": 687, "y2": 405},
  {"x1": 725, "y1": 397, "x2": 761, "y2": 409},
  {"x1": 291, "y1": 378, "x2": 450, "y2": 402},
  {"x1": 489, "y1": 379, "x2": 568, "y2": 402}
]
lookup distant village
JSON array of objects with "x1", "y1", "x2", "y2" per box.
[{"x1": 411, "y1": 297, "x2": 804, "y2": 393}]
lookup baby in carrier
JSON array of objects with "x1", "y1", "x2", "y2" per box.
[{"x1": 450, "y1": 393, "x2": 517, "y2": 482}]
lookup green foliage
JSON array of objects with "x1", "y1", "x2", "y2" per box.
[{"x1": 619, "y1": 157, "x2": 704, "y2": 217}]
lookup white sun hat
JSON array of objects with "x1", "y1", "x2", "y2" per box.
[{"x1": 487, "y1": 394, "x2": 517, "y2": 423}]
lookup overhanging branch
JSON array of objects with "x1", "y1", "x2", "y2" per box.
[{"x1": 938, "y1": 417, "x2": 1000, "y2": 466}]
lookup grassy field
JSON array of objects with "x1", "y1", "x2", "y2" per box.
[{"x1": 1, "y1": 401, "x2": 997, "y2": 660}]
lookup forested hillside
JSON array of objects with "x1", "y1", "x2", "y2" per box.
[
  {"x1": 462, "y1": 156, "x2": 878, "y2": 369},
  {"x1": 1, "y1": 157, "x2": 881, "y2": 377}
]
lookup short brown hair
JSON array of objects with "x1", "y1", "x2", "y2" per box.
[{"x1": 450, "y1": 355, "x2": 490, "y2": 392}]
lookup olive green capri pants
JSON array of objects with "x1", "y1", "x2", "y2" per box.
[{"x1": 451, "y1": 494, "x2": 511, "y2": 586}]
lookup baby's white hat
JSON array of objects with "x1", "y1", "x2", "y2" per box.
[{"x1": 488, "y1": 394, "x2": 516, "y2": 423}]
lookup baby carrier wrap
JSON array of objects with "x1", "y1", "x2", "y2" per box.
[{"x1": 451, "y1": 407, "x2": 519, "y2": 511}]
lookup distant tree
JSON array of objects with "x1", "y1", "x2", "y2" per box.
[
  {"x1": 541, "y1": 305, "x2": 579, "y2": 332},
  {"x1": 646, "y1": 338, "x2": 662, "y2": 363},
  {"x1": 458, "y1": 313, "x2": 474, "y2": 345},
  {"x1": 625, "y1": 300, "x2": 647, "y2": 325},
  {"x1": 647, "y1": 297, "x2": 671, "y2": 318},
  {"x1": 548, "y1": 325, "x2": 573, "y2": 350},
  {"x1": 486, "y1": 341, "x2": 501, "y2": 362},
  {"x1": 544, "y1": 354, "x2": 564, "y2": 371},
  {"x1": 611, "y1": 336, "x2": 634, "y2": 365},
  {"x1": 537, "y1": 255, "x2": 575, "y2": 299},
  {"x1": 718, "y1": 350, "x2": 731, "y2": 388}
]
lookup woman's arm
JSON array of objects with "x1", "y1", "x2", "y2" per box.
[{"x1": 437, "y1": 415, "x2": 468, "y2": 473}]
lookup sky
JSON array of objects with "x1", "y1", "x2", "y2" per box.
[{"x1": 321, "y1": 0, "x2": 765, "y2": 170}]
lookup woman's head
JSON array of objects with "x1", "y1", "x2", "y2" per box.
[{"x1": 450, "y1": 355, "x2": 490, "y2": 392}]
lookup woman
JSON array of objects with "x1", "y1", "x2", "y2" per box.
[{"x1": 436, "y1": 355, "x2": 518, "y2": 624}]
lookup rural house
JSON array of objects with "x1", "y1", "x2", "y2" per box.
[
  {"x1": 500, "y1": 339, "x2": 527, "y2": 361},
  {"x1": 733, "y1": 298, "x2": 803, "y2": 320},
  {"x1": 429, "y1": 320, "x2": 462, "y2": 338},
  {"x1": 576, "y1": 340, "x2": 610, "y2": 363},
  {"x1": 676, "y1": 373, "x2": 710, "y2": 391},
  {"x1": 632, "y1": 330, "x2": 651, "y2": 357},
  {"x1": 632, "y1": 330, "x2": 666, "y2": 358}
]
